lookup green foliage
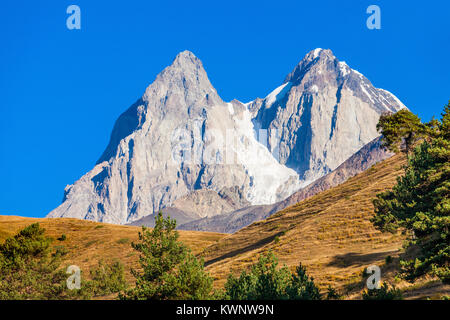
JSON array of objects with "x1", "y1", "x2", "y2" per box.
[
  {"x1": 377, "y1": 109, "x2": 425, "y2": 153},
  {"x1": 116, "y1": 238, "x2": 129, "y2": 245},
  {"x1": 362, "y1": 282, "x2": 402, "y2": 300},
  {"x1": 0, "y1": 223, "x2": 70, "y2": 299},
  {"x1": 326, "y1": 285, "x2": 341, "y2": 299},
  {"x1": 224, "y1": 251, "x2": 321, "y2": 300},
  {"x1": 385, "y1": 255, "x2": 393, "y2": 264},
  {"x1": 0, "y1": 223, "x2": 127, "y2": 300},
  {"x1": 373, "y1": 102, "x2": 450, "y2": 283},
  {"x1": 120, "y1": 212, "x2": 214, "y2": 300},
  {"x1": 57, "y1": 234, "x2": 67, "y2": 241},
  {"x1": 82, "y1": 260, "x2": 127, "y2": 298}
]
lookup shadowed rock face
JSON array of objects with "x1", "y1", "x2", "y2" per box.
[
  {"x1": 128, "y1": 187, "x2": 251, "y2": 228},
  {"x1": 127, "y1": 207, "x2": 199, "y2": 228},
  {"x1": 48, "y1": 49, "x2": 405, "y2": 225}
]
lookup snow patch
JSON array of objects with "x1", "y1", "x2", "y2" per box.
[
  {"x1": 243, "y1": 100, "x2": 254, "y2": 107},
  {"x1": 360, "y1": 84, "x2": 374, "y2": 103},
  {"x1": 338, "y1": 61, "x2": 350, "y2": 77},
  {"x1": 231, "y1": 109, "x2": 301, "y2": 205},
  {"x1": 227, "y1": 102, "x2": 234, "y2": 115},
  {"x1": 312, "y1": 48, "x2": 323, "y2": 58},
  {"x1": 378, "y1": 89, "x2": 407, "y2": 110},
  {"x1": 264, "y1": 82, "x2": 292, "y2": 109},
  {"x1": 352, "y1": 69, "x2": 364, "y2": 78}
]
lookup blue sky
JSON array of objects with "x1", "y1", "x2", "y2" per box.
[{"x1": 0, "y1": 0, "x2": 449, "y2": 218}]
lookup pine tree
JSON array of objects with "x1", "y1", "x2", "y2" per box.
[
  {"x1": 0, "y1": 223, "x2": 69, "y2": 299},
  {"x1": 0, "y1": 223, "x2": 128, "y2": 299},
  {"x1": 362, "y1": 283, "x2": 402, "y2": 300},
  {"x1": 372, "y1": 102, "x2": 450, "y2": 283},
  {"x1": 376, "y1": 109, "x2": 426, "y2": 154},
  {"x1": 120, "y1": 212, "x2": 214, "y2": 300},
  {"x1": 224, "y1": 251, "x2": 321, "y2": 300},
  {"x1": 286, "y1": 263, "x2": 321, "y2": 300}
]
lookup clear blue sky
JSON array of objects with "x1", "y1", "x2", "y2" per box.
[{"x1": 1, "y1": 0, "x2": 449, "y2": 218}]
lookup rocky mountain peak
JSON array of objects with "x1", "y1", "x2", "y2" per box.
[
  {"x1": 155, "y1": 50, "x2": 207, "y2": 84},
  {"x1": 304, "y1": 48, "x2": 335, "y2": 62},
  {"x1": 251, "y1": 48, "x2": 406, "y2": 183},
  {"x1": 143, "y1": 50, "x2": 220, "y2": 110},
  {"x1": 48, "y1": 49, "x2": 407, "y2": 226},
  {"x1": 284, "y1": 48, "x2": 337, "y2": 84},
  {"x1": 172, "y1": 50, "x2": 202, "y2": 67}
]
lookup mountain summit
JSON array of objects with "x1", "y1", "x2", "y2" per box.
[
  {"x1": 250, "y1": 48, "x2": 406, "y2": 182},
  {"x1": 48, "y1": 49, "x2": 406, "y2": 224}
]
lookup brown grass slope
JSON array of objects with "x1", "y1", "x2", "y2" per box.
[
  {"x1": 202, "y1": 154, "x2": 449, "y2": 299},
  {"x1": 0, "y1": 216, "x2": 225, "y2": 283},
  {"x1": 1, "y1": 154, "x2": 448, "y2": 299}
]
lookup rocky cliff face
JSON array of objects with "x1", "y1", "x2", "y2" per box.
[
  {"x1": 48, "y1": 49, "x2": 406, "y2": 225},
  {"x1": 249, "y1": 48, "x2": 405, "y2": 184}
]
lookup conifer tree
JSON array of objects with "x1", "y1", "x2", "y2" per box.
[
  {"x1": 0, "y1": 223, "x2": 69, "y2": 299},
  {"x1": 120, "y1": 212, "x2": 214, "y2": 300},
  {"x1": 224, "y1": 251, "x2": 321, "y2": 300},
  {"x1": 373, "y1": 102, "x2": 450, "y2": 283}
]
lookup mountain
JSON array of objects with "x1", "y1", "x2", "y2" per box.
[
  {"x1": 248, "y1": 48, "x2": 405, "y2": 183},
  {"x1": 48, "y1": 49, "x2": 406, "y2": 225},
  {"x1": 177, "y1": 136, "x2": 393, "y2": 233}
]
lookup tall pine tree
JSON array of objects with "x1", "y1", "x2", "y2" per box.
[
  {"x1": 373, "y1": 102, "x2": 450, "y2": 283},
  {"x1": 120, "y1": 212, "x2": 214, "y2": 300}
]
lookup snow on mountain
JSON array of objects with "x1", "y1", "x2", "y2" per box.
[
  {"x1": 249, "y1": 48, "x2": 406, "y2": 184},
  {"x1": 48, "y1": 49, "x2": 406, "y2": 224}
]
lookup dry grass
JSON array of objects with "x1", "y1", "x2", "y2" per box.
[
  {"x1": 201, "y1": 154, "x2": 449, "y2": 299},
  {"x1": 1, "y1": 154, "x2": 448, "y2": 299},
  {"x1": 0, "y1": 216, "x2": 225, "y2": 283}
]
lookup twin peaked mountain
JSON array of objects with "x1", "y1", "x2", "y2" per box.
[{"x1": 48, "y1": 49, "x2": 406, "y2": 228}]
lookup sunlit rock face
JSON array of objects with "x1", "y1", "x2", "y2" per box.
[
  {"x1": 250, "y1": 48, "x2": 405, "y2": 183},
  {"x1": 48, "y1": 49, "x2": 405, "y2": 224}
]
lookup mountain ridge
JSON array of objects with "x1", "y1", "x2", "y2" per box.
[{"x1": 48, "y1": 49, "x2": 406, "y2": 225}]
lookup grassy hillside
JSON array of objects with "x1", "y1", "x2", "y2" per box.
[
  {"x1": 1, "y1": 154, "x2": 448, "y2": 299},
  {"x1": 0, "y1": 216, "x2": 225, "y2": 284},
  {"x1": 201, "y1": 154, "x2": 448, "y2": 299}
]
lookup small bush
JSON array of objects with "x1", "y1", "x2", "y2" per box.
[
  {"x1": 85, "y1": 240, "x2": 97, "y2": 247},
  {"x1": 53, "y1": 245, "x2": 68, "y2": 256},
  {"x1": 81, "y1": 261, "x2": 127, "y2": 298},
  {"x1": 224, "y1": 251, "x2": 320, "y2": 300},
  {"x1": 116, "y1": 238, "x2": 129, "y2": 245},
  {"x1": 0, "y1": 223, "x2": 71, "y2": 299},
  {"x1": 385, "y1": 255, "x2": 393, "y2": 264},
  {"x1": 326, "y1": 285, "x2": 341, "y2": 300},
  {"x1": 0, "y1": 223, "x2": 128, "y2": 300},
  {"x1": 362, "y1": 283, "x2": 402, "y2": 300},
  {"x1": 57, "y1": 234, "x2": 67, "y2": 241}
]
